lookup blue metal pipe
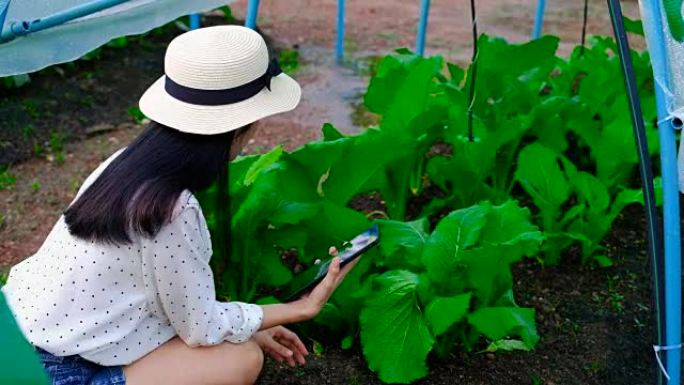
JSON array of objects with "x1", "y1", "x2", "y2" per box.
[
  {"x1": 0, "y1": 0, "x2": 129, "y2": 43},
  {"x1": 641, "y1": 0, "x2": 681, "y2": 383},
  {"x1": 245, "y1": 0, "x2": 260, "y2": 29},
  {"x1": 336, "y1": 0, "x2": 345, "y2": 64},
  {"x1": 0, "y1": 0, "x2": 10, "y2": 37},
  {"x1": 532, "y1": 0, "x2": 546, "y2": 38},
  {"x1": 189, "y1": 14, "x2": 201, "y2": 30},
  {"x1": 659, "y1": 91, "x2": 681, "y2": 385},
  {"x1": 416, "y1": 0, "x2": 430, "y2": 55}
]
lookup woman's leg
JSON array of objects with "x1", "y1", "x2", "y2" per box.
[{"x1": 123, "y1": 337, "x2": 264, "y2": 385}]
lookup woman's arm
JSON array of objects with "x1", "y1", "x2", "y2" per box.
[
  {"x1": 258, "y1": 256, "x2": 358, "y2": 330},
  {"x1": 258, "y1": 302, "x2": 310, "y2": 329},
  {"x1": 142, "y1": 200, "x2": 263, "y2": 346}
]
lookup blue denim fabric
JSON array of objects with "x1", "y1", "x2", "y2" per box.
[{"x1": 35, "y1": 347, "x2": 126, "y2": 385}]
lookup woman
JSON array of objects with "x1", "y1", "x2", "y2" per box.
[{"x1": 2, "y1": 26, "x2": 356, "y2": 385}]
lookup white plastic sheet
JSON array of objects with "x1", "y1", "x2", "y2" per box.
[{"x1": 0, "y1": 0, "x2": 234, "y2": 76}]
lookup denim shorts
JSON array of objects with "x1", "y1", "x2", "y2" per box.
[{"x1": 36, "y1": 347, "x2": 126, "y2": 385}]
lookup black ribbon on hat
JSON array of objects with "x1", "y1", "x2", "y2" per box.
[{"x1": 164, "y1": 59, "x2": 283, "y2": 106}]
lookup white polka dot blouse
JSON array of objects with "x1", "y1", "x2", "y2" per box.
[{"x1": 1, "y1": 149, "x2": 263, "y2": 366}]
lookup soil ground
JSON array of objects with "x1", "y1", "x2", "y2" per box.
[{"x1": 0, "y1": 0, "x2": 664, "y2": 384}]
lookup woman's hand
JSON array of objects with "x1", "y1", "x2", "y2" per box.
[
  {"x1": 296, "y1": 247, "x2": 360, "y2": 320},
  {"x1": 257, "y1": 247, "x2": 360, "y2": 329},
  {"x1": 253, "y1": 326, "x2": 308, "y2": 367}
]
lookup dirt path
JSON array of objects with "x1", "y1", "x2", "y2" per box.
[
  {"x1": 235, "y1": 0, "x2": 643, "y2": 147},
  {"x1": 233, "y1": 0, "x2": 641, "y2": 61}
]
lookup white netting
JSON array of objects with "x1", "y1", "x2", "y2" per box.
[
  {"x1": 638, "y1": 1, "x2": 684, "y2": 193},
  {"x1": 0, "y1": 0, "x2": 234, "y2": 76}
]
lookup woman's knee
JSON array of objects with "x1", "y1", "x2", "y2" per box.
[
  {"x1": 242, "y1": 339, "x2": 264, "y2": 384},
  {"x1": 216, "y1": 339, "x2": 263, "y2": 385},
  {"x1": 124, "y1": 337, "x2": 265, "y2": 385}
]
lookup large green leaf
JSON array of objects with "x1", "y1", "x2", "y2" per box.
[
  {"x1": 565, "y1": 171, "x2": 644, "y2": 263},
  {"x1": 515, "y1": 143, "x2": 571, "y2": 265},
  {"x1": 422, "y1": 204, "x2": 489, "y2": 289},
  {"x1": 460, "y1": 246, "x2": 515, "y2": 306},
  {"x1": 429, "y1": 111, "x2": 500, "y2": 208},
  {"x1": 298, "y1": 202, "x2": 371, "y2": 263},
  {"x1": 377, "y1": 218, "x2": 429, "y2": 270},
  {"x1": 573, "y1": 172, "x2": 610, "y2": 213},
  {"x1": 470, "y1": 35, "x2": 559, "y2": 126},
  {"x1": 253, "y1": 246, "x2": 293, "y2": 286},
  {"x1": 425, "y1": 292, "x2": 472, "y2": 336},
  {"x1": 314, "y1": 302, "x2": 345, "y2": 333},
  {"x1": 365, "y1": 52, "x2": 443, "y2": 125},
  {"x1": 468, "y1": 307, "x2": 539, "y2": 349},
  {"x1": 289, "y1": 129, "x2": 403, "y2": 206},
  {"x1": 485, "y1": 339, "x2": 531, "y2": 353},
  {"x1": 478, "y1": 200, "x2": 544, "y2": 259},
  {"x1": 380, "y1": 61, "x2": 443, "y2": 133},
  {"x1": 360, "y1": 270, "x2": 434, "y2": 384},
  {"x1": 515, "y1": 143, "x2": 570, "y2": 215},
  {"x1": 476, "y1": 35, "x2": 560, "y2": 82},
  {"x1": 232, "y1": 160, "x2": 317, "y2": 234},
  {"x1": 322, "y1": 122, "x2": 345, "y2": 141},
  {"x1": 286, "y1": 138, "x2": 353, "y2": 197},
  {"x1": 244, "y1": 145, "x2": 284, "y2": 186},
  {"x1": 269, "y1": 202, "x2": 320, "y2": 226},
  {"x1": 229, "y1": 153, "x2": 262, "y2": 194}
]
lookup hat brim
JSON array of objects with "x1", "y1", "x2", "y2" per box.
[{"x1": 139, "y1": 73, "x2": 302, "y2": 135}]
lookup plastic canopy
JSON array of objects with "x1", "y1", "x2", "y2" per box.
[
  {"x1": 637, "y1": 1, "x2": 684, "y2": 195},
  {"x1": 0, "y1": 0, "x2": 234, "y2": 77}
]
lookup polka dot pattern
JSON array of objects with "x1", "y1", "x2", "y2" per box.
[{"x1": 2, "y1": 172, "x2": 263, "y2": 366}]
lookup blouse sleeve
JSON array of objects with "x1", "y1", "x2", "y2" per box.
[{"x1": 141, "y1": 194, "x2": 263, "y2": 347}]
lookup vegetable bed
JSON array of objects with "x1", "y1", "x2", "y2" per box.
[
  {"x1": 200, "y1": 33, "x2": 660, "y2": 384},
  {"x1": 258, "y1": 204, "x2": 654, "y2": 385}
]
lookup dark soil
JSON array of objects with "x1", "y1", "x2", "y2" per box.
[
  {"x1": 259, "y1": 203, "x2": 658, "y2": 385},
  {"x1": 0, "y1": 17, "x2": 248, "y2": 167},
  {"x1": 0, "y1": 31, "x2": 161, "y2": 166},
  {"x1": 348, "y1": 192, "x2": 387, "y2": 219}
]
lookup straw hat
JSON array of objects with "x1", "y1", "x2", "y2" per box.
[{"x1": 139, "y1": 25, "x2": 301, "y2": 135}]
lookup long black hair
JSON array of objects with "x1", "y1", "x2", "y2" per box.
[{"x1": 64, "y1": 121, "x2": 249, "y2": 244}]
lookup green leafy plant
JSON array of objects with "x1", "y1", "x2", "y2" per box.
[
  {"x1": 30, "y1": 180, "x2": 41, "y2": 193},
  {"x1": 21, "y1": 125, "x2": 35, "y2": 138},
  {"x1": 106, "y1": 36, "x2": 129, "y2": 48},
  {"x1": 128, "y1": 106, "x2": 147, "y2": 123},
  {"x1": 358, "y1": 200, "x2": 542, "y2": 383},
  {"x1": 80, "y1": 47, "x2": 103, "y2": 61},
  {"x1": 49, "y1": 131, "x2": 67, "y2": 164},
  {"x1": 425, "y1": 36, "x2": 561, "y2": 214},
  {"x1": 33, "y1": 142, "x2": 44, "y2": 156},
  {"x1": 22, "y1": 100, "x2": 40, "y2": 119},
  {"x1": 0, "y1": 167, "x2": 16, "y2": 191},
  {"x1": 664, "y1": 0, "x2": 684, "y2": 42},
  {"x1": 0, "y1": 74, "x2": 30, "y2": 89},
  {"x1": 218, "y1": 5, "x2": 237, "y2": 23},
  {"x1": 279, "y1": 47, "x2": 301, "y2": 75}
]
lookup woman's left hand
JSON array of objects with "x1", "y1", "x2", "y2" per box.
[{"x1": 253, "y1": 326, "x2": 308, "y2": 367}]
